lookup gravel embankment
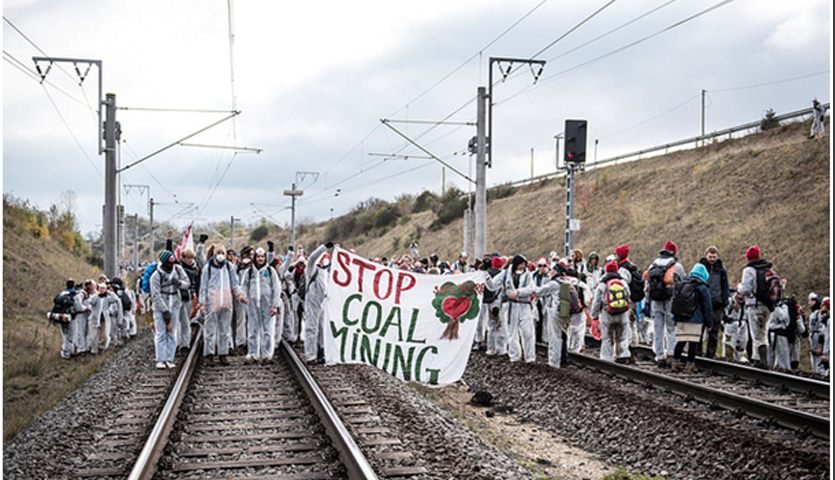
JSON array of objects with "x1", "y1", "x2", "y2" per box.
[
  {"x1": 3, "y1": 330, "x2": 161, "y2": 479},
  {"x1": 461, "y1": 351, "x2": 831, "y2": 480}
]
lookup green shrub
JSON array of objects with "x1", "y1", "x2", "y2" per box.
[
  {"x1": 413, "y1": 190, "x2": 439, "y2": 213},
  {"x1": 249, "y1": 224, "x2": 269, "y2": 242},
  {"x1": 374, "y1": 204, "x2": 398, "y2": 229},
  {"x1": 487, "y1": 183, "x2": 516, "y2": 202},
  {"x1": 430, "y1": 187, "x2": 468, "y2": 230},
  {"x1": 761, "y1": 108, "x2": 780, "y2": 131}
]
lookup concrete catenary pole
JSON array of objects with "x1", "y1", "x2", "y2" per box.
[
  {"x1": 133, "y1": 214, "x2": 139, "y2": 271},
  {"x1": 103, "y1": 93, "x2": 118, "y2": 279},
  {"x1": 474, "y1": 86, "x2": 487, "y2": 259},
  {"x1": 149, "y1": 198, "x2": 155, "y2": 262}
]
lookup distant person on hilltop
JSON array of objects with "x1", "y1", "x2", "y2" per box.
[{"x1": 810, "y1": 98, "x2": 827, "y2": 139}]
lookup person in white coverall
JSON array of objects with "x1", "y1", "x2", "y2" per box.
[
  {"x1": 73, "y1": 280, "x2": 95, "y2": 355},
  {"x1": 644, "y1": 241, "x2": 686, "y2": 367},
  {"x1": 198, "y1": 244, "x2": 244, "y2": 365},
  {"x1": 304, "y1": 243, "x2": 333, "y2": 363},
  {"x1": 484, "y1": 257, "x2": 508, "y2": 356},
  {"x1": 590, "y1": 261, "x2": 632, "y2": 363},
  {"x1": 268, "y1": 242, "x2": 299, "y2": 343},
  {"x1": 503, "y1": 255, "x2": 536, "y2": 363},
  {"x1": 511, "y1": 264, "x2": 570, "y2": 368},
  {"x1": 150, "y1": 250, "x2": 190, "y2": 369},
  {"x1": 241, "y1": 248, "x2": 282, "y2": 363}
]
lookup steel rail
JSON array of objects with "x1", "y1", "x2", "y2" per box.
[
  {"x1": 586, "y1": 336, "x2": 830, "y2": 399},
  {"x1": 279, "y1": 340, "x2": 378, "y2": 480},
  {"x1": 564, "y1": 348, "x2": 830, "y2": 439},
  {"x1": 640, "y1": 344, "x2": 829, "y2": 400},
  {"x1": 127, "y1": 325, "x2": 203, "y2": 480}
]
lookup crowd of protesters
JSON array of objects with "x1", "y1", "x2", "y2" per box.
[{"x1": 50, "y1": 235, "x2": 829, "y2": 378}]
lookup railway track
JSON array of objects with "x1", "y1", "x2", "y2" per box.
[
  {"x1": 73, "y1": 325, "x2": 437, "y2": 479},
  {"x1": 556, "y1": 339, "x2": 830, "y2": 439}
]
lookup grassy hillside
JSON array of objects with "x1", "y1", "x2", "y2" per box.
[
  {"x1": 296, "y1": 119, "x2": 830, "y2": 298},
  {"x1": 2, "y1": 200, "x2": 114, "y2": 441}
]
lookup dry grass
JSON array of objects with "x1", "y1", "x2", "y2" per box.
[
  {"x1": 2, "y1": 204, "x2": 115, "y2": 441},
  {"x1": 297, "y1": 120, "x2": 829, "y2": 297}
]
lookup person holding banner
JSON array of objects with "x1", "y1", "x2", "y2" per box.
[
  {"x1": 304, "y1": 242, "x2": 333, "y2": 363},
  {"x1": 503, "y1": 255, "x2": 536, "y2": 363},
  {"x1": 484, "y1": 256, "x2": 508, "y2": 356}
]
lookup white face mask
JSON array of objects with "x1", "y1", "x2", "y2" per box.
[
  {"x1": 515, "y1": 269, "x2": 524, "y2": 275},
  {"x1": 216, "y1": 254, "x2": 226, "y2": 263}
]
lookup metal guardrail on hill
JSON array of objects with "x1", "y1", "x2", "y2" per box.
[{"x1": 502, "y1": 103, "x2": 829, "y2": 189}]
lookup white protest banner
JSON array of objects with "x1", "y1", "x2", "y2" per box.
[{"x1": 323, "y1": 247, "x2": 486, "y2": 386}]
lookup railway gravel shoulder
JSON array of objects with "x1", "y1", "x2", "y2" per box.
[
  {"x1": 461, "y1": 350, "x2": 830, "y2": 480},
  {"x1": 3, "y1": 330, "x2": 164, "y2": 480},
  {"x1": 306, "y1": 361, "x2": 537, "y2": 479}
]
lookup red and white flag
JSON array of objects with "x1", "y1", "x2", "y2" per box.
[{"x1": 174, "y1": 225, "x2": 194, "y2": 260}]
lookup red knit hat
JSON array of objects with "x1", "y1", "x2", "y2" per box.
[
  {"x1": 615, "y1": 245, "x2": 630, "y2": 259},
  {"x1": 664, "y1": 241, "x2": 677, "y2": 254},
  {"x1": 492, "y1": 257, "x2": 504, "y2": 269},
  {"x1": 604, "y1": 261, "x2": 618, "y2": 273},
  {"x1": 745, "y1": 245, "x2": 760, "y2": 260},
  {"x1": 823, "y1": 297, "x2": 830, "y2": 309}
]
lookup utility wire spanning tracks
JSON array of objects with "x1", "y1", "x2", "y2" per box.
[{"x1": 557, "y1": 340, "x2": 830, "y2": 440}]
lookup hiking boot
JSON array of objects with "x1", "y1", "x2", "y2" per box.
[
  {"x1": 670, "y1": 359, "x2": 682, "y2": 372},
  {"x1": 246, "y1": 357, "x2": 257, "y2": 365},
  {"x1": 615, "y1": 357, "x2": 629, "y2": 365},
  {"x1": 628, "y1": 353, "x2": 637, "y2": 365},
  {"x1": 219, "y1": 355, "x2": 229, "y2": 366},
  {"x1": 262, "y1": 357, "x2": 274, "y2": 365},
  {"x1": 656, "y1": 358, "x2": 669, "y2": 369},
  {"x1": 685, "y1": 364, "x2": 698, "y2": 374}
]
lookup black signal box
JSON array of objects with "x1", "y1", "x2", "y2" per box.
[{"x1": 564, "y1": 119, "x2": 587, "y2": 164}]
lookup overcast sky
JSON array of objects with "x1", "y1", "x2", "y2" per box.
[{"x1": 3, "y1": 0, "x2": 831, "y2": 239}]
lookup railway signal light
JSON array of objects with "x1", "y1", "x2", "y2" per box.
[{"x1": 564, "y1": 119, "x2": 587, "y2": 164}]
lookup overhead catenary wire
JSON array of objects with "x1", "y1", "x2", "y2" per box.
[
  {"x1": 497, "y1": 0, "x2": 739, "y2": 107},
  {"x1": 38, "y1": 83, "x2": 103, "y2": 177},
  {"x1": 545, "y1": 0, "x2": 680, "y2": 64},
  {"x1": 3, "y1": 16, "x2": 78, "y2": 84},
  {"x1": 316, "y1": 0, "x2": 552, "y2": 193},
  {"x1": 389, "y1": 0, "x2": 552, "y2": 117},
  {"x1": 527, "y1": 0, "x2": 619, "y2": 60},
  {"x1": 711, "y1": 70, "x2": 830, "y2": 93},
  {"x1": 3, "y1": 50, "x2": 91, "y2": 110}
]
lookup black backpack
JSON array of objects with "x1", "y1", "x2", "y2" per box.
[
  {"x1": 648, "y1": 262, "x2": 674, "y2": 301},
  {"x1": 770, "y1": 297, "x2": 799, "y2": 340},
  {"x1": 52, "y1": 290, "x2": 76, "y2": 315},
  {"x1": 671, "y1": 277, "x2": 699, "y2": 319},
  {"x1": 119, "y1": 289, "x2": 133, "y2": 312},
  {"x1": 623, "y1": 262, "x2": 645, "y2": 302},
  {"x1": 753, "y1": 264, "x2": 782, "y2": 312}
]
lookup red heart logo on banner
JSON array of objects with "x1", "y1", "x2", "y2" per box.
[{"x1": 442, "y1": 296, "x2": 472, "y2": 322}]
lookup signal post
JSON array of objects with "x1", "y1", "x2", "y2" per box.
[{"x1": 563, "y1": 119, "x2": 587, "y2": 258}]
